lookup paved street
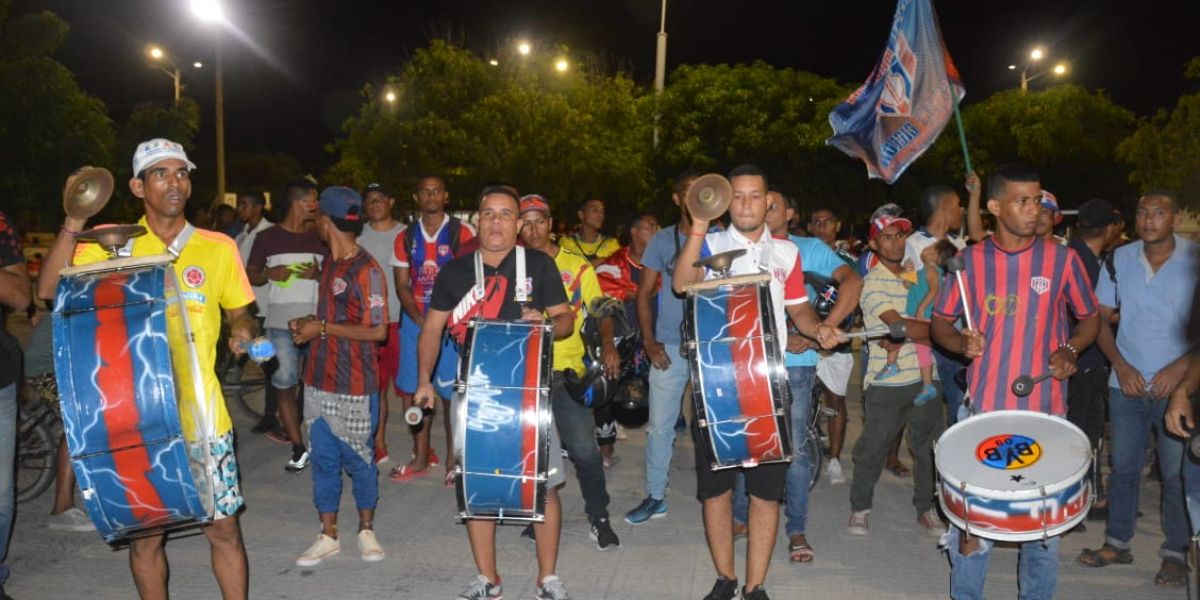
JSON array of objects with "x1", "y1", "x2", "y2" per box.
[{"x1": 5, "y1": 311, "x2": 1185, "y2": 599}]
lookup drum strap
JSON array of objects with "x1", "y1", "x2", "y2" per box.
[
  {"x1": 118, "y1": 222, "x2": 197, "y2": 259},
  {"x1": 473, "y1": 246, "x2": 528, "y2": 304}
]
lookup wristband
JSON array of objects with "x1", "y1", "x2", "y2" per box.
[
  {"x1": 1058, "y1": 342, "x2": 1078, "y2": 357},
  {"x1": 60, "y1": 225, "x2": 81, "y2": 237}
]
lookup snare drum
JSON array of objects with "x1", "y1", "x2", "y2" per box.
[
  {"x1": 685, "y1": 275, "x2": 791, "y2": 470},
  {"x1": 453, "y1": 319, "x2": 553, "y2": 522},
  {"x1": 53, "y1": 257, "x2": 214, "y2": 543},
  {"x1": 935, "y1": 410, "x2": 1092, "y2": 542}
]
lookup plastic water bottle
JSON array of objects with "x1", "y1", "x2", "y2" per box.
[{"x1": 239, "y1": 337, "x2": 276, "y2": 363}]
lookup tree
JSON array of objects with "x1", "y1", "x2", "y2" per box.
[
  {"x1": 0, "y1": 3, "x2": 116, "y2": 228},
  {"x1": 328, "y1": 40, "x2": 652, "y2": 225},
  {"x1": 1117, "y1": 57, "x2": 1200, "y2": 207},
  {"x1": 917, "y1": 84, "x2": 1137, "y2": 209}
]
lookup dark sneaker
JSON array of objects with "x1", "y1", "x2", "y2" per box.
[
  {"x1": 743, "y1": 585, "x2": 770, "y2": 600},
  {"x1": 251, "y1": 415, "x2": 279, "y2": 434},
  {"x1": 520, "y1": 523, "x2": 536, "y2": 543},
  {"x1": 702, "y1": 576, "x2": 740, "y2": 600},
  {"x1": 456, "y1": 574, "x2": 502, "y2": 599},
  {"x1": 624, "y1": 496, "x2": 667, "y2": 524},
  {"x1": 285, "y1": 445, "x2": 310, "y2": 473},
  {"x1": 589, "y1": 517, "x2": 620, "y2": 551}
]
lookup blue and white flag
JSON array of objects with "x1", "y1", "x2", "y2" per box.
[{"x1": 827, "y1": 0, "x2": 964, "y2": 184}]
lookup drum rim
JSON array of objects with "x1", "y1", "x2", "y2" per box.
[
  {"x1": 938, "y1": 480, "x2": 1091, "y2": 542},
  {"x1": 935, "y1": 410, "x2": 1092, "y2": 499}
]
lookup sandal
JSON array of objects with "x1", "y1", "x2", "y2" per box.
[
  {"x1": 887, "y1": 461, "x2": 911, "y2": 478},
  {"x1": 788, "y1": 537, "x2": 815, "y2": 563},
  {"x1": 1155, "y1": 558, "x2": 1187, "y2": 588},
  {"x1": 1077, "y1": 544, "x2": 1133, "y2": 567},
  {"x1": 388, "y1": 464, "x2": 431, "y2": 483}
]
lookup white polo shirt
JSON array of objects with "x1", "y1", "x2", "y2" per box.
[{"x1": 700, "y1": 225, "x2": 808, "y2": 345}]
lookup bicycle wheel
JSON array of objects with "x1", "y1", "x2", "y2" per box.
[
  {"x1": 806, "y1": 425, "x2": 824, "y2": 491},
  {"x1": 16, "y1": 416, "x2": 56, "y2": 504}
]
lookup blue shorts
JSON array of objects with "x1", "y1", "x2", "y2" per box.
[
  {"x1": 396, "y1": 313, "x2": 459, "y2": 398},
  {"x1": 266, "y1": 327, "x2": 303, "y2": 389}
]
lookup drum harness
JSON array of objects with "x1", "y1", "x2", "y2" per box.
[{"x1": 117, "y1": 223, "x2": 217, "y2": 445}]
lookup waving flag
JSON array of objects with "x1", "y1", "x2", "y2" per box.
[{"x1": 827, "y1": 0, "x2": 964, "y2": 184}]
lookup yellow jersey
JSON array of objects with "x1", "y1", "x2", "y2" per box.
[
  {"x1": 558, "y1": 234, "x2": 620, "y2": 263},
  {"x1": 551, "y1": 248, "x2": 607, "y2": 375},
  {"x1": 73, "y1": 217, "x2": 255, "y2": 439}
]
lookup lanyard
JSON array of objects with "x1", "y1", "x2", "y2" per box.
[{"x1": 473, "y1": 246, "x2": 527, "y2": 303}]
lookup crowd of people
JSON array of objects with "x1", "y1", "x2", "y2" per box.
[{"x1": 0, "y1": 135, "x2": 1196, "y2": 600}]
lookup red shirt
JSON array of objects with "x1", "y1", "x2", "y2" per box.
[
  {"x1": 305, "y1": 251, "x2": 388, "y2": 395},
  {"x1": 391, "y1": 215, "x2": 476, "y2": 315},
  {"x1": 933, "y1": 238, "x2": 1096, "y2": 415},
  {"x1": 595, "y1": 246, "x2": 659, "y2": 302}
]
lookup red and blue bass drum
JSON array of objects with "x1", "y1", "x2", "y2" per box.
[
  {"x1": 453, "y1": 319, "x2": 553, "y2": 522},
  {"x1": 935, "y1": 410, "x2": 1093, "y2": 542},
  {"x1": 53, "y1": 255, "x2": 214, "y2": 543},
  {"x1": 684, "y1": 274, "x2": 791, "y2": 470}
]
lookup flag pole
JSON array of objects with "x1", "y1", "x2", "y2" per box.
[{"x1": 951, "y1": 85, "x2": 973, "y2": 175}]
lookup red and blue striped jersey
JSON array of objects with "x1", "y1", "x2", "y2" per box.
[
  {"x1": 933, "y1": 238, "x2": 1096, "y2": 416},
  {"x1": 305, "y1": 251, "x2": 389, "y2": 396}
]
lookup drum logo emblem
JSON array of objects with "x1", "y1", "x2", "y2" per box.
[
  {"x1": 1030, "y1": 276, "x2": 1050, "y2": 295},
  {"x1": 975, "y1": 434, "x2": 1042, "y2": 470},
  {"x1": 182, "y1": 265, "x2": 205, "y2": 288}
]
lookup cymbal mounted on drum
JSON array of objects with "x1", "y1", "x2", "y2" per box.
[
  {"x1": 684, "y1": 173, "x2": 732, "y2": 222},
  {"x1": 62, "y1": 166, "x2": 146, "y2": 258}
]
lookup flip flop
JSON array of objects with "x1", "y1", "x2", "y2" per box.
[
  {"x1": 388, "y1": 464, "x2": 430, "y2": 483},
  {"x1": 1077, "y1": 544, "x2": 1133, "y2": 567},
  {"x1": 789, "y1": 541, "x2": 815, "y2": 564}
]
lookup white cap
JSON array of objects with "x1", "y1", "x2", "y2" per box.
[{"x1": 132, "y1": 138, "x2": 197, "y2": 176}]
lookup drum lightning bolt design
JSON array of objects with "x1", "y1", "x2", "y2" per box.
[
  {"x1": 53, "y1": 261, "x2": 213, "y2": 543},
  {"x1": 454, "y1": 319, "x2": 552, "y2": 522},
  {"x1": 685, "y1": 278, "x2": 791, "y2": 470}
]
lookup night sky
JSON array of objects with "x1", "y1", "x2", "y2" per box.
[{"x1": 20, "y1": 0, "x2": 1200, "y2": 175}]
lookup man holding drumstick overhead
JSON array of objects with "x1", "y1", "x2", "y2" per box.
[
  {"x1": 931, "y1": 163, "x2": 1099, "y2": 600},
  {"x1": 673, "y1": 164, "x2": 841, "y2": 600}
]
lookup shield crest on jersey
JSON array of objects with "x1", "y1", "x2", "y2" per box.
[{"x1": 1030, "y1": 276, "x2": 1050, "y2": 295}]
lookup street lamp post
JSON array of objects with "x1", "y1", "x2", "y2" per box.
[
  {"x1": 653, "y1": 0, "x2": 668, "y2": 147},
  {"x1": 1013, "y1": 46, "x2": 1067, "y2": 91},
  {"x1": 147, "y1": 46, "x2": 183, "y2": 105},
  {"x1": 190, "y1": 0, "x2": 227, "y2": 205}
]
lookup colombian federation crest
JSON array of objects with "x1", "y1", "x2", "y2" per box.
[{"x1": 182, "y1": 265, "x2": 205, "y2": 288}]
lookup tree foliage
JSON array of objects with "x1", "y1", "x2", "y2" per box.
[
  {"x1": 1117, "y1": 57, "x2": 1200, "y2": 208},
  {"x1": 918, "y1": 84, "x2": 1137, "y2": 209},
  {"x1": 328, "y1": 40, "x2": 651, "y2": 224},
  {"x1": 0, "y1": 4, "x2": 115, "y2": 227}
]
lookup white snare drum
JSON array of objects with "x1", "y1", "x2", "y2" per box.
[{"x1": 935, "y1": 410, "x2": 1092, "y2": 542}]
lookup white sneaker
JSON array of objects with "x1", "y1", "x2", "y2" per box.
[
  {"x1": 296, "y1": 533, "x2": 340, "y2": 566},
  {"x1": 47, "y1": 507, "x2": 96, "y2": 532},
  {"x1": 847, "y1": 510, "x2": 870, "y2": 536},
  {"x1": 358, "y1": 529, "x2": 385, "y2": 562},
  {"x1": 827, "y1": 458, "x2": 846, "y2": 485}
]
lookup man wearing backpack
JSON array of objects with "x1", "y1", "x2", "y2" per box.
[{"x1": 389, "y1": 175, "x2": 475, "y2": 484}]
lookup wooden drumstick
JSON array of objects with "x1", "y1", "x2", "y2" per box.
[{"x1": 839, "y1": 321, "x2": 908, "y2": 340}]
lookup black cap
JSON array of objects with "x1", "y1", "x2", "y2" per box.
[
  {"x1": 1077, "y1": 198, "x2": 1119, "y2": 229},
  {"x1": 361, "y1": 182, "x2": 392, "y2": 198}
]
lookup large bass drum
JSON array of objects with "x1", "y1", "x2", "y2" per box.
[
  {"x1": 684, "y1": 274, "x2": 791, "y2": 470},
  {"x1": 53, "y1": 255, "x2": 214, "y2": 543},
  {"x1": 935, "y1": 410, "x2": 1093, "y2": 542},
  {"x1": 453, "y1": 319, "x2": 553, "y2": 522}
]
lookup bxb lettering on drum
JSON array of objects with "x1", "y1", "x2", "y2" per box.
[
  {"x1": 975, "y1": 434, "x2": 1042, "y2": 470},
  {"x1": 983, "y1": 294, "x2": 1020, "y2": 316}
]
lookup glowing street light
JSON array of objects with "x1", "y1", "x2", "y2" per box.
[
  {"x1": 1030, "y1": 47, "x2": 1045, "y2": 61},
  {"x1": 1053, "y1": 63, "x2": 1067, "y2": 76},
  {"x1": 190, "y1": 0, "x2": 225, "y2": 22},
  {"x1": 1014, "y1": 45, "x2": 1068, "y2": 91},
  {"x1": 489, "y1": 59, "x2": 499, "y2": 66},
  {"x1": 554, "y1": 58, "x2": 569, "y2": 73},
  {"x1": 148, "y1": 46, "x2": 165, "y2": 60},
  {"x1": 384, "y1": 90, "x2": 397, "y2": 103},
  {"x1": 193, "y1": 61, "x2": 203, "y2": 69},
  {"x1": 145, "y1": 44, "x2": 193, "y2": 104},
  {"x1": 517, "y1": 41, "x2": 531, "y2": 56}
]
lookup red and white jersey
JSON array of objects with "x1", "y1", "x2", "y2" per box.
[{"x1": 700, "y1": 225, "x2": 808, "y2": 337}]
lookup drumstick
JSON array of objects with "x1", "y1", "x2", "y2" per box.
[
  {"x1": 1011, "y1": 373, "x2": 1052, "y2": 397},
  {"x1": 945, "y1": 255, "x2": 975, "y2": 332},
  {"x1": 838, "y1": 321, "x2": 908, "y2": 340}
]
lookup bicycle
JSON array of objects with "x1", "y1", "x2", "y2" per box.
[
  {"x1": 16, "y1": 397, "x2": 59, "y2": 504},
  {"x1": 803, "y1": 377, "x2": 838, "y2": 491}
]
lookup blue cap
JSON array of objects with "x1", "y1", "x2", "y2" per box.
[{"x1": 318, "y1": 186, "x2": 362, "y2": 221}]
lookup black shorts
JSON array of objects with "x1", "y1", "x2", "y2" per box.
[{"x1": 692, "y1": 424, "x2": 788, "y2": 502}]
